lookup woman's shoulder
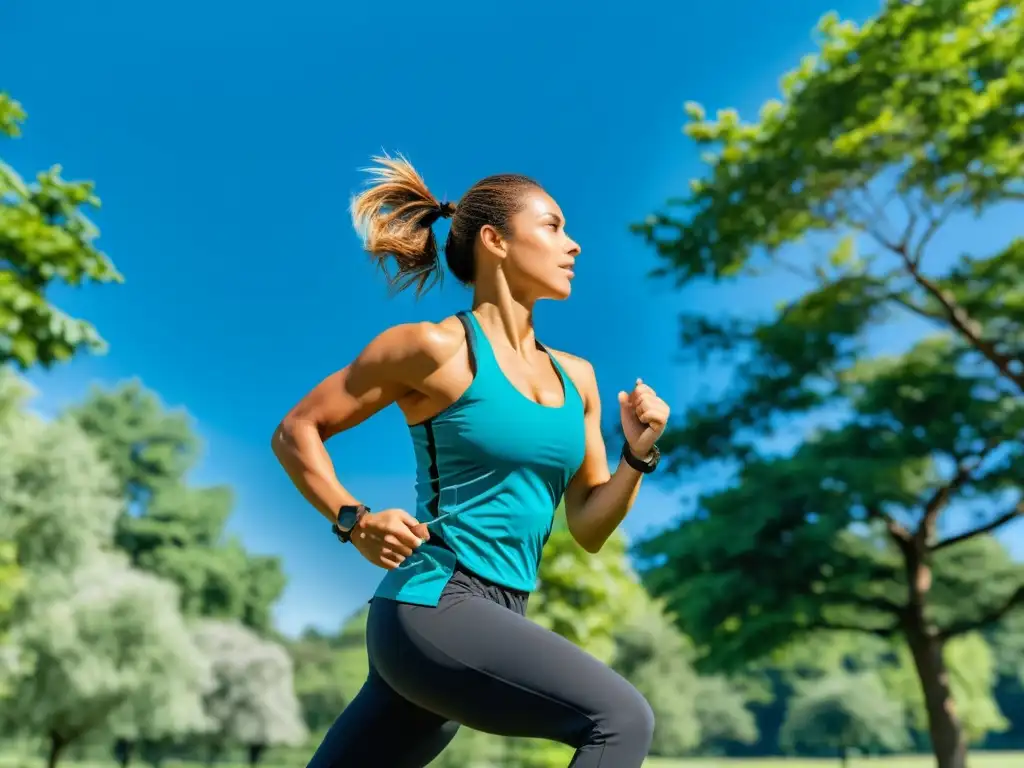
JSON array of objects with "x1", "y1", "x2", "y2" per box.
[
  {"x1": 545, "y1": 346, "x2": 599, "y2": 400},
  {"x1": 368, "y1": 315, "x2": 468, "y2": 369}
]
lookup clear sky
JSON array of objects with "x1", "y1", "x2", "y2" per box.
[{"x1": 3, "y1": 0, "x2": 1018, "y2": 636}]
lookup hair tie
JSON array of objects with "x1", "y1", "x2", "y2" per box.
[{"x1": 422, "y1": 201, "x2": 457, "y2": 229}]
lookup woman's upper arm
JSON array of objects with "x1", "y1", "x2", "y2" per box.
[
  {"x1": 278, "y1": 323, "x2": 440, "y2": 440},
  {"x1": 562, "y1": 356, "x2": 612, "y2": 514}
]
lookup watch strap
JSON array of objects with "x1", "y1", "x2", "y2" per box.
[{"x1": 622, "y1": 441, "x2": 660, "y2": 474}]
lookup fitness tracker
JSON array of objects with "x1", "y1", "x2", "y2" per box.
[
  {"x1": 332, "y1": 504, "x2": 370, "y2": 544},
  {"x1": 622, "y1": 441, "x2": 660, "y2": 474}
]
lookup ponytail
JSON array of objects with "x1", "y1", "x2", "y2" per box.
[{"x1": 350, "y1": 153, "x2": 456, "y2": 296}]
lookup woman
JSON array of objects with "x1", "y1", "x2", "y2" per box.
[{"x1": 271, "y1": 155, "x2": 670, "y2": 768}]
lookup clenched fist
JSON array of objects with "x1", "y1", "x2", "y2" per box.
[
  {"x1": 350, "y1": 508, "x2": 431, "y2": 570},
  {"x1": 617, "y1": 378, "x2": 670, "y2": 459}
]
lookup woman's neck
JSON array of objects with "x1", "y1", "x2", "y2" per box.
[{"x1": 471, "y1": 272, "x2": 536, "y2": 357}]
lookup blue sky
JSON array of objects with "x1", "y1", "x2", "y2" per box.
[{"x1": 3, "y1": 0, "x2": 1019, "y2": 636}]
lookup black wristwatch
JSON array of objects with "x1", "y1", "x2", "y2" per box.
[
  {"x1": 622, "y1": 441, "x2": 660, "y2": 474},
  {"x1": 332, "y1": 504, "x2": 370, "y2": 544}
]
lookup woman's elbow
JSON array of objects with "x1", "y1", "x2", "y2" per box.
[
  {"x1": 578, "y1": 536, "x2": 605, "y2": 554},
  {"x1": 566, "y1": 519, "x2": 604, "y2": 554},
  {"x1": 270, "y1": 416, "x2": 299, "y2": 460}
]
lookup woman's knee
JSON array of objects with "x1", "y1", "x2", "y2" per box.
[
  {"x1": 591, "y1": 682, "x2": 655, "y2": 749},
  {"x1": 619, "y1": 687, "x2": 656, "y2": 746}
]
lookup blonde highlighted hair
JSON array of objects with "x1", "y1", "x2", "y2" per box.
[{"x1": 350, "y1": 152, "x2": 540, "y2": 296}]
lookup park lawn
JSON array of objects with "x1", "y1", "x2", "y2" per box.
[
  {"x1": 646, "y1": 756, "x2": 1020, "y2": 767},
  {"x1": 1, "y1": 756, "x2": 1023, "y2": 768}
]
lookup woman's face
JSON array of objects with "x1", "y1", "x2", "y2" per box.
[{"x1": 498, "y1": 188, "x2": 581, "y2": 301}]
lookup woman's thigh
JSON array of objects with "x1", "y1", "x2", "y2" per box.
[{"x1": 367, "y1": 593, "x2": 650, "y2": 747}]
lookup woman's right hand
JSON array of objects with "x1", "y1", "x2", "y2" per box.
[{"x1": 350, "y1": 508, "x2": 431, "y2": 570}]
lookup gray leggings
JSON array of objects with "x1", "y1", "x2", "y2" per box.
[{"x1": 306, "y1": 566, "x2": 654, "y2": 767}]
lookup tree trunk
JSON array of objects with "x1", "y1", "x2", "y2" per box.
[
  {"x1": 47, "y1": 734, "x2": 66, "y2": 768},
  {"x1": 247, "y1": 743, "x2": 266, "y2": 768},
  {"x1": 906, "y1": 623, "x2": 969, "y2": 768},
  {"x1": 141, "y1": 738, "x2": 167, "y2": 768},
  {"x1": 113, "y1": 737, "x2": 135, "y2": 768}
]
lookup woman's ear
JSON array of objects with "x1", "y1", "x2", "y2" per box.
[{"x1": 479, "y1": 224, "x2": 507, "y2": 262}]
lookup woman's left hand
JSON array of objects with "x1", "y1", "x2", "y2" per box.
[{"x1": 618, "y1": 378, "x2": 670, "y2": 459}]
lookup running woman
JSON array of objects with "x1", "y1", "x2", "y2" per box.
[{"x1": 272, "y1": 155, "x2": 670, "y2": 768}]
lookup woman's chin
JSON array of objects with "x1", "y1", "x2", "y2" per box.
[
  {"x1": 518, "y1": 275, "x2": 574, "y2": 302},
  {"x1": 547, "y1": 273, "x2": 574, "y2": 300},
  {"x1": 542, "y1": 285, "x2": 572, "y2": 301}
]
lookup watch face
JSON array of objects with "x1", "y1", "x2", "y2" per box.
[{"x1": 337, "y1": 509, "x2": 359, "y2": 530}]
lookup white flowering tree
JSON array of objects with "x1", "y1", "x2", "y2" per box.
[
  {"x1": 0, "y1": 410, "x2": 121, "y2": 570},
  {"x1": 0, "y1": 371, "x2": 30, "y2": 694},
  {"x1": 0, "y1": 382, "x2": 123, "y2": 706},
  {"x1": 191, "y1": 620, "x2": 307, "y2": 766},
  {"x1": 4, "y1": 555, "x2": 210, "y2": 768}
]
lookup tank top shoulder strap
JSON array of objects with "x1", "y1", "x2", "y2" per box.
[
  {"x1": 455, "y1": 310, "x2": 498, "y2": 380},
  {"x1": 537, "y1": 341, "x2": 583, "y2": 405}
]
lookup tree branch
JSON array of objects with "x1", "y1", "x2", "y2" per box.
[
  {"x1": 886, "y1": 292, "x2": 944, "y2": 324},
  {"x1": 867, "y1": 504, "x2": 913, "y2": 552},
  {"x1": 844, "y1": 593, "x2": 907, "y2": 615},
  {"x1": 874, "y1": 193, "x2": 1024, "y2": 390},
  {"x1": 918, "y1": 439, "x2": 1003, "y2": 547},
  {"x1": 918, "y1": 461, "x2": 978, "y2": 547},
  {"x1": 939, "y1": 584, "x2": 1024, "y2": 640},
  {"x1": 931, "y1": 501, "x2": 1024, "y2": 552},
  {"x1": 771, "y1": 253, "x2": 823, "y2": 284},
  {"x1": 813, "y1": 617, "x2": 901, "y2": 638},
  {"x1": 900, "y1": 255, "x2": 1024, "y2": 393},
  {"x1": 909, "y1": 197, "x2": 959, "y2": 268}
]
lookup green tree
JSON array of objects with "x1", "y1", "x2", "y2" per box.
[
  {"x1": 633, "y1": 2, "x2": 1024, "y2": 767},
  {"x1": 5, "y1": 556, "x2": 210, "y2": 768},
  {"x1": 0, "y1": 388, "x2": 208, "y2": 762},
  {"x1": 67, "y1": 380, "x2": 199, "y2": 508},
  {"x1": 67, "y1": 382, "x2": 286, "y2": 631},
  {"x1": 780, "y1": 673, "x2": 911, "y2": 767},
  {"x1": 611, "y1": 602, "x2": 701, "y2": 756},
  {"x1": 191, "y1": 620, "x2": 307, "y2": 767},
  {"x1": 0, "y1": 372, "x2": 118, "y2": 700},
  {"x1": 289, "y1": 634, "x2": 352, "y2": 738},
  {"x1": 528, "y1": 514, "x2": 647, "y2": 664},
  {"x1": 991, "y1": 606, "x2": 1024, "y2": 684},
  {"x1": 0, "y1": 540, "x2": 20, "y2": 698},
  {"x1": 0, "y1": 371, "x2": 30, "y2": 673},
  {"x1": 0, "y1": 92, "x2": 122, "y2": 369},
  {"x1": 690, "y1": 676, "x2": 760, "y2": 754},
  {"x1": 289, "y1": 609, "x2": 370, "y2": 736},
  {"x1": 880, "y1": 632, "x2": 1009, "y2": 745},
  {"x1": 611, "y1": 599, "x2": 757, "y2": 757},
  {"x1": 0, "y1": 409, "x2": 122, "y2": 572},
  {"x1": 770, "y1": 628, "x2": 1006, "y2": 747},
  {"x1": 987, "y1": 611, "x2": 1024, "y2": 751}
]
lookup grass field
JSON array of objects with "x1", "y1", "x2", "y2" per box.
[
  {"x1": 2, "y1": 755, "x2": 1023, "y2": 768},
  {"x1": 646, "y1": 756, "x2": 1018, "y2": 767}
]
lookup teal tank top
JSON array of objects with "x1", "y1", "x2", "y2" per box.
[{"x1": 372, "y1": 310, "x2": 587, "y2": 606}]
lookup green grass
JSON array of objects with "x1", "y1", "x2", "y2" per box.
[
  {"x1": 2, "y1": 754, "x2": 1023, "y2": 768},
  {"x1": 645, "y1": 756, "x2": 1019, "y2": 767}
]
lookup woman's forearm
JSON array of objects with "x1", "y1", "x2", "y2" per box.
[
  {"x1": 567, "y1": 458, "x2": 644, "y2": 553},
  {"x1": 271, "y1": 417, "x2": 360, "y2": 524}
]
